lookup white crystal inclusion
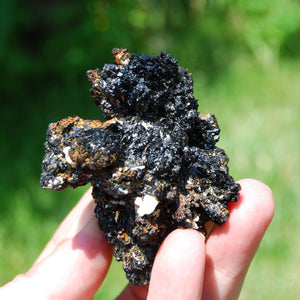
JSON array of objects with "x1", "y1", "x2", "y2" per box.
[{"x1": 135, "y1": 194, "x2": 159, "y2": 217}]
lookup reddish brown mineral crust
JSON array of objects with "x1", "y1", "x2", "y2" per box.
[
  {"x1": 112, "y1": 47, "x2": 132, "y2": 67},
  {"x1": 40, "y1": 48, "x2": 240, "y2": 285}
]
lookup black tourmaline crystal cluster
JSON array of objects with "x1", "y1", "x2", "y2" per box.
[{"x1": 40, "y1": 48, "x2": 240, "y2": 285}]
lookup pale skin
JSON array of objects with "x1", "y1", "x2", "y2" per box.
[{"x1": 0, "y1": 179, "x2": 274, "y2": 300}]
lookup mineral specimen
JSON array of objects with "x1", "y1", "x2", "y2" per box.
[{"x1": 40, "y1": 48, "x2": 240, "y2": 286}]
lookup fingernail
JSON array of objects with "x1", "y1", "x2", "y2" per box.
[
  {"x1": 78, "y1": 218, "x2": 101, "y2": 238},
  {"x1": 72, "y1": 218, "x2": 105, "y2": 259}
]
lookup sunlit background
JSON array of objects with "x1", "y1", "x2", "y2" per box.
[{"x1": 1, "y1": 0, "x2": 299, "y2": 299}]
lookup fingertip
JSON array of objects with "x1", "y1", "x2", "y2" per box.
[
  {"x1": 237, "y1": 178, "x2": 275, "y2": 226},
  {"x1": 161, "y1": 228, "x2": 205, "y2": 251},
  {"x1": 148, "y1": 229, "x2": 205, "y2": 300},
  {"x1": 155, "y1": 228, "x2": 206, "y2": 271},
  {"x1": 237, "y1": 178, "x2": 272, "y2": 197}
]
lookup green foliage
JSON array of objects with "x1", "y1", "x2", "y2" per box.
[{"x1": 1, "y1": 0, "x2": 300, "y2": 298}]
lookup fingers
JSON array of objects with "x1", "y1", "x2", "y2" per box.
[
  {"x1": 32, "y1": 218, "x2": 113, "y2": 299},
  {"x1": 202, "y1": 178, "x2": 274, "y2": 300},
  {"x1": 118, "y1": 229, "x2": 205, "y2": 300},
  {"x1": 2, "y1": 178, "x2": 272, "y2": 300},
  {"x1": 2, "y1": 217, "x2": 113, "y2": 300},
  {"x1": 148, "y1": 229, "x2": 206, "y2": 300},
  {"x1": 1, "y1": 188, "x2": 114, "y2": 300},
  {"x1": 116, "y1": 285, "x2": 149, "y2": 300},
  {"x1": 36, "y1": 187, "x2": 95, "y2": 263},
  {"x1": 118, "y1": 179, "x2": 273, "y2": 300}
]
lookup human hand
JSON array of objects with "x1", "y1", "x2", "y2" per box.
[{"x1": 0, "y1": 179, "x2": 274, "y2": 300}]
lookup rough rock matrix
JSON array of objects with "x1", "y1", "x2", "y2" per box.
[{"x1": 40, "y1": 48, "x2": 240, "y2": 285}]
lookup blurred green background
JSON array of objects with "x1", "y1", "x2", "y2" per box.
[{"x1": 1, "y1": 0, "x2": 299, "y2": 299}]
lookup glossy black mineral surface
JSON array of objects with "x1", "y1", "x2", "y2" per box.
[{"x1": 40, "y1": 48, "x2": 240, "y2": 286}]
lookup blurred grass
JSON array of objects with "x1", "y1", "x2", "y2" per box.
[{"x1": 1, "y1": 0, "x2": 300, "y2": 299}]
